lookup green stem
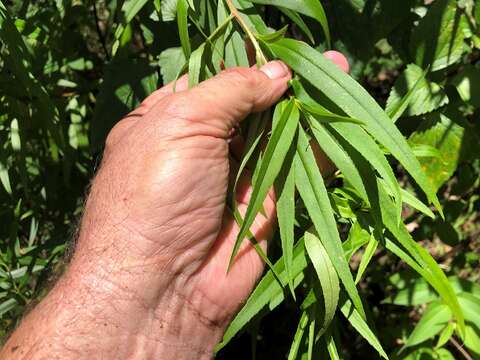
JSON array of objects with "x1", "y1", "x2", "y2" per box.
[{"x1": 224, "y1": 0, "x2": 267, "y2": 66}]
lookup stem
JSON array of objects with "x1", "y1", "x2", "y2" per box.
[
  {"x1": 449, "y1": 337, "x2": 473, "y2": 360},
  {"x1": 224, "y1": 0, "x2": 267, "y2": 66}
]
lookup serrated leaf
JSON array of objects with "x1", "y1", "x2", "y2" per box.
[
  {"x1": 409, "y1": 112, "x2": 464, "y2": 192},
  {"x1": 158, "y1": 47, "x2": 186, "y2": 84},
  {"x1": 230, "y1": 100, "x2": 299, "y2": 268},
  {"x1": 304, "y1": 230, "x2": 340, "y2": 336},
  {"x1": 410, "y1": 0, "x2": 466, "y2": 71},
  {"x1": 250, "y1": 0, "x2": 330, "y2": 46},
  {"x1": 386, "y1": 64, "x2": 448, "y2": 118},
  {"x1": 451, "y1": 65, "x2": 480, "y2": 107},
  {"x1": 268, "y1": 38, "x2": 441, "y2": 213},
  {"x1": 161, "y1": 0, "x2": 178, "y2": 21},
  {"x1": 403, "y1": 301, "x2": 452, "y2": 349},
  {"x1": 295, "y1": 126, "x2": 366, "y2": 319}
]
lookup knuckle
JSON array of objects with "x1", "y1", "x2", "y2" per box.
[
  {"x1": 222, "y1": 67, "x2": 260, "y2": 89},
  {"x1": 104, "y1": 119, "x2": 131, "y2": 149}
]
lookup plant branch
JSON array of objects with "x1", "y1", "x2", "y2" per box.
[
  {"x1": 224, "y1": 0, "x2": 267, "y2": 65},
  {"x1": 92, "y1": 1, "x2": 110, "y2": 61},
  {"x1": 449, "y1": 337, "x2": 473, "y2": 360}
]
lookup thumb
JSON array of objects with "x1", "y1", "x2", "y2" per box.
[{"x1": 156, "y1": 61, "x2": 291, "y2": 137}]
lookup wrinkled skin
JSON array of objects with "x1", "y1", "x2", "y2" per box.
[{"x1": 2, "y1": 53, "x2": 348, "y2": 359}]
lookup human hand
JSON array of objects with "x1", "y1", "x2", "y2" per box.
[{"x1": 2, "y1": 52, "x2": 348, "y2": 360}]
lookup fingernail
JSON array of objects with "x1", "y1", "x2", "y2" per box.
[{"x1": 260, "y1": 61, "x2": 289, "y2": 79}]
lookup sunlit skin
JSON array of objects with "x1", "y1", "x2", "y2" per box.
[{"x1": 2, "y1": 53, "x2": 348, "y2": 359}]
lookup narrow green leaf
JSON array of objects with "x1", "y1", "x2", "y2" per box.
[
  {"x1": 112, "y1": 0, "x2": 150, "y2": 55},
  {"x1": 458, "y1": 292, "x2": 480, "y2": 326},
  {"x1": 343, "y1": 221, "x2": 371, "y2": 262},
  {"x1": 305, "y1": 230, "x2": 340, "y2": 336},
  {"x1": 464, "y1": 325, "x2": 480, "y2": 355},
  {"x1": 268, "y1": 38, "x2": 441, "y2": 213},
  {"x1": 225, "y1": 29, "x2": 250, "y2": 67},
  {"x1": 0, "y1": 160, "x2": 12, "y2": 195},
  {"x1": 377, "y1": 182, "x2": 465, "y2": 334},
  {"x1": 403, "y1": 301, "x2": 452, "y2": 349},
  {"x1": 188, "y1": 43, "x2": 206, "y2": 87},
  {"x1": 293, "y1": 80, "x2": 364, "y2": 125},
  {"x1": 307, "y1": 306, "x2": 316, "y2": 360},
  {"x1": 325, "y1": 330, "x2": 341, "y2": 360},
  {"x1": 288, "y1": 311, "x2": 309, "y2": 360},
  {"x1": 250, "y1": 0, "x2": 330, "y2": 46},
  {"x1": 354, "y1": 235, "x2": 378, "y2": 284},
  {"x1": 384, "y1": 182, "x2": 435, "y2": 219},
  {"x1": 278, "y1": 7, "x2": 314, "y2": 44},
  {"x1": 295, "y1": 126, "x2": 366, "y2": 319},
  {"x1": 328, "y1": 122, "x2": 402, "y2": 223},
  {"x1": 218, "y1": 239, "x2": 308, "y2": 350},
  {"x1": 436, "y1": 323, "x2": 456, "y2": 349},
  {"x1": 177, "y1": 0, "x2": 191, "y2": 58},
  {"x1": 339, "y1": 295, "x2": 389, "y2": 359},
  {"x1": 230, "y1": 99, "x2": 299, "y2": 268},
  {"x1": 256, "y1": 25, "x2": 288, "y2": 42},
  {"x1": 306, "y1": 118, "x2": 368, "y2": 203},
  {"x1": 276, "y1": 145, "x2": 296, "y2": 299}
]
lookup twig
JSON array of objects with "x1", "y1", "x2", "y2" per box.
[
  {"x1": 92, "y1": 1, "x2": 111, "y2": 61},
  {"x1": 449, "y1": 337, "x2": 473, "y2": 360},
  {"x1": 224, "y1": 0, "x2": 267, "y2": 65}
]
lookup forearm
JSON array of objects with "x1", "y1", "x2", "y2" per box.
[{"x1": 1, "y1": 228, "x2": 224, "y2": 359}]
